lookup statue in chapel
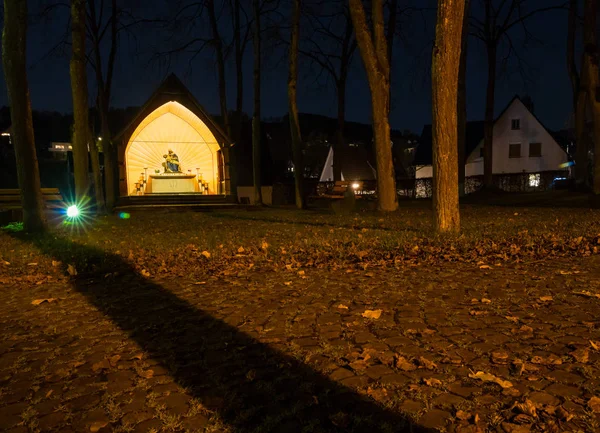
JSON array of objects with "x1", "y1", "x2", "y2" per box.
[{"x1": 162, "y1": 149, "x2": 182, "y2": 173}]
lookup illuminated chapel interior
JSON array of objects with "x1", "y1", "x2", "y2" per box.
[{"x1": 119, "y1": 75, "x2": 230, "y2": 197}]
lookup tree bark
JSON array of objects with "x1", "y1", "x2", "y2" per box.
[
  {"x1": 89, "y1": 0, "x2": 117, "y2": 210},
  {"x1": 583, "y1": 0, "x2": 600, "y2": 194},
  {"x1": 569, "y1": 0, "x2": 588, "y2": 187},
  {"x1": 349, "y1": 0, "x2": 397, "y2": 212},
  {"x1": 289, "y1": 0, "x2": 305, "y2": 209},
  {"x1": 70, "y1": 0, "x2": 90, "y2": 202},
  {"x1": 432, "y1": 0, "x2": 464, "y2": 233},
  {"x1": 483, "y1": 42, "x2": 496, "y2": 188},
  {"x1": 2, "y1": 0, "x2": 47, "y2": 232},
  {"x1": 457, "y1": 0, "x2": 470, "y2": 196},
  {"x1": 207, "y1": 0, "x2": 231, "y2": 138},
  {"x1": 252, "y1": 0, "x2": 263, "y2": 205},
  {"x1": 89, "y1": 131, "x2": 106, "y2": 213}
]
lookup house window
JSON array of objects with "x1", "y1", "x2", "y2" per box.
[
  {"x1": 511, "y1": 119, "x2": 521, "y2": 130},
  {"x1": 529, "y1": 173, "x2": 540, "y2": 187},
  {"x1": 479, "y1": 147, "x2": 484, "y2": 158},
  {"x1": 529, "y1": 142, "x2": 542, "y2": 157},
  {"x1": 509, "y1": 143, "x2": 521, "y2": 158}
]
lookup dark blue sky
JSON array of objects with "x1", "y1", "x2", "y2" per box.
[{"x1": 0, "y1": 1, "x2": 573, "y2": 135}]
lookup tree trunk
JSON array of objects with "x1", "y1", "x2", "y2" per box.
[
  {"x1": 569, "y1": 0, "x2": 588, "y2": 187},
  {"x1": 2, "y1": 0, "x2": 47, "y2": 232},
  {"x1": 457, "y1": 0, "x2": 470, "y2": 197},
  {"x1": 349, "y1": 0, "x2": 397, "y2": 212},
  {"x1": 234, "y1": 0, "x2": 243, "y2": 143},
  {"x1": 289, "y1": 0, "x2": 305, "y2": 209},
  {"x1": 89, "y1": 0, "x2": 118, "y2": 210},
  {"x1": 583, "y1": 0, "x2": 600, "y2": 194},
  {"x1": 334, "y1": 74, "x2": 346, "y2": 181},
  {"x1": 207, "y1": 0, "x2": 231, "y2": 138},
  {"x1": 483, "y1": 42, "x2": 496, "y2": 188},
  {"x1": 89, "y1": 130, "x2": 106, "y2": 214},
  {"x1": 252, "y1": 0, "x2": 263, "y2": 205},
  {"x1": 432, "y1": 0, "x2": 464, "y2": 233},
  {"x1": 70, "y1": 0, "x2": 90, "y2": 202}
]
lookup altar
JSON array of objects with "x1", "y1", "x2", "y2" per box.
[{"x1": 148, "y1": 174, "x2": 197, "y2": 193}]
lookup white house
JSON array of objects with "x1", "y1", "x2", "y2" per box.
[{"x1": 414, "y1": 96, "x2": 569, "y2": 195}]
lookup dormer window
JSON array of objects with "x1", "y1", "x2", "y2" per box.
[{"x1": 511, "y1": 119, "x2": 521, "y2": 130}]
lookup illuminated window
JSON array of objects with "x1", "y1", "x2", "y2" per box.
[{"x1": 529, "y1": 173, "x2": 540, "y2": 187}]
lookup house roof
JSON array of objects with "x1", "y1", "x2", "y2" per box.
[
  {"x1": 415, "y1": 121, "x2": 485, "y2": 166},
  {"x1": 415, "y1": 95, "x2": 565, "y2": 166},
  {"x1": 114, "y1": 73, "x2": 230, "y2": 146}
]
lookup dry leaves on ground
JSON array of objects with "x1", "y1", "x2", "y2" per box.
[
  {"x1": 31, "y1": 298, "x2": 57, "y2": 305},
  {"x1": 469, "y1": 371, "x2": 513, "y2": 388},
  {"x1": 362, "y1": 309, "x2": 382, "y2": 319}
]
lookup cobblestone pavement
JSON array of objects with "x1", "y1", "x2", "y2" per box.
[{"x1": 1, "y1": 253, "x2": 600, "y2": 432}]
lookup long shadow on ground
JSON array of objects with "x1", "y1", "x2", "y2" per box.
[{"x1": 16, "y1": 233, "x2": 431, "y2": 433}]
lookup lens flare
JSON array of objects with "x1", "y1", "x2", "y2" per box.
[
  {"x1": 119, "y1": 212, "x2": 131, "y2": 219},
  {"x1": 66, "y1": 205, "x2": 80, "y2": 218}
]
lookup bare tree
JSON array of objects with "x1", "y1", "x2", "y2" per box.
[
  {"x1": 253, "y1": 0, "x2": 263, "y2": 205},
  {"x1": 2, "y1": 0, "x2": 47, "y2": 232},
  {"x1": 349, "y1": 0, "x2": 398, "y2": 211},
  {"x1": 568, "y1": 0, "x2": 589, "y2": 188},
  {"x1": 302, "y1": 1, "x2": 357, "y2": 181},
  {"x1": 457, "y1": 0, "x2": 470, "y2": 196},
  {"x1": 582, "y1": 0, "x2": 600, "y2": 194},
  {"x1": 470, "y1": 0, "x2": 567, "y2": 188},
  {"x1": 207, "y1": 0, "x2": 231, "y2": 138},
  {"x1": 289, "y1": 0, "x2": 305, "y2": 208},
  {"x1": 70, "y1": 0, "x2": 91, "y2": 202},
  {"x1": 432, "y1": 0, "x2": 465, "y2": 233},
  {"x1": 87, "y1": 0, "x2": 118, "y2": 210}
]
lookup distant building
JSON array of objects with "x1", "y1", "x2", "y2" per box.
[{"x1": 414, "y1": 96, "x2": 569, "y2": 197}]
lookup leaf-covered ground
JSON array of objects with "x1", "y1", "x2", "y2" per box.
[{"x1": 1, "y1": 205, "x2": 600, "y2": 432}]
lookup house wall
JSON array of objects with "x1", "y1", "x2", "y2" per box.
[
  {"x1": 416, "y1": 98, "x2": 568, "y2": 180},
  {"x1": 467, "y1": 99, "x2": 568, "y2": 173}
]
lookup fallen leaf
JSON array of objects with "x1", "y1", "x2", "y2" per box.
[
  {"x1": 366, "y1": 387, "x2": 389, "y2": 402},
  {"x1": 455, "y1": 410, "x2": 471, "y2": 421},
  {"x1": 362, "y1": 309, "x2": 382, "y2": 320},
  {"x1": 491, "y1": 351, "x2": 509, "y2": 364},
  {"x1": 67, "y1": 264, "x2": 77, "y2": 276},
  {"x1": 591, "y1": 340, "x2": 600, "y2": 351},
  {"x1": 530, "y1": 354, "x2": 562, "y2": 365},
  {"x1": 27, "y1": 262, "x2": 38, "y2": 266},
  {"x1": 92, "y1": 360, "x2": 109, "y2": 372},
  {"x1": 45, "y1": 390, "x2": 53, "y2": 398},
  {"x1": 337, "y1": 304, "x2": 349, "y2": 310},
  {"x1": 418, "y1": 356, "x2": 437, "y2": 370},
  {"x1": 588, "y1": 396, "x2": 600, "y2": 413},
  {"x1": 298, "y1": 270, "x2": 305, "y2": 276},
  {"x1": 423, "y1": 377, "x2": 442, "y2": 387},
  {"x1": 141, "y1": 269, "x2": 150, "y2": 277},
  {"x1": 138, "y1": 369, "x2": 154, "y2": 379},
  {"x1": 573, "y1": 290, "x2": 600, "y2": 299},
  {"x1": 570, "y1": 348, "x2": 589, "y2": 363},
  {"x1": 193, "y1": 281, "x2": 206, "y2": 285},
  {"x1": 261, "y1": 241, "x2": 268, "y2": 250},
  {"x1": 395, "y1": 355, "x2": 417, "y2": 371},
  {"x1": 469, "y1": 371, "x2": 513, "y2": 388},
  {"x1": 130, "y1": 353, "x2": 144, "y2": 361},
  {"x1": 201, "y1": 251, "x2": 211, "y2": 259},
  {"x1": 555, "y1": 406, "x2": 573, "y2": 421},
  {"x1": 51, "y1": 260, "x2": 60, "y2": 267},
  {"x1": 479, "y1": 265, "x2": 492, "y2": 270},
  {"x1": 505, "y1": 315, "x2": 519, "y2": 323},
  {"x1": 539, "y1": 296, "x2": 553, "y2": 302},
  {"x1": 31, "y1": 298, "x2": 57, "y2": 305},
  {"x1": 89, "y1": 421, "x2": 108, "y2": 432},
  {"x1": 109, "y1": 355, "x2": 121, "y2": 367},
  {"x1": 481, "y1": 298, "x2": 492, "y2": 304},
  {"x1": 246, "y1": 369, "x2": 256, "y2": 381},
  {"x1": 512, "y1": 399, "x2": 538, "y2": 418},
  {"x1": 238, "y1": 246, "x2": 245, "y2": 253}
]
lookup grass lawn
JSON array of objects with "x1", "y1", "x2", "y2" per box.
[{"x1": 1, "y1": 202, "x2": 600, "y2": 432}]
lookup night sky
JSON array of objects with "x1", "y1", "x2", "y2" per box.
[{"x1": 0, "y1": 1, "x2": 573, "y2": 135}]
